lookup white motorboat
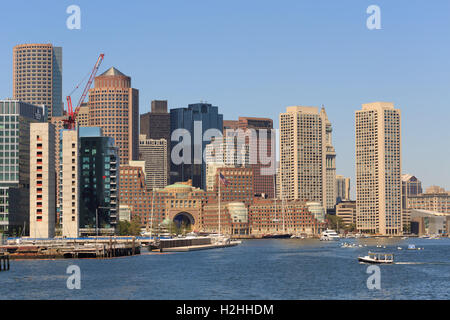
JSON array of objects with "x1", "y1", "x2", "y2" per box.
[
  {"x1": 320, "y1": 229, "x2": 340, "y2": 241},
  {"x1": 358, "y1": 252, "x2": 394, "y2": 264}
]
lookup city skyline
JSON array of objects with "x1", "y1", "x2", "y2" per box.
[{"x1": 0, "y1": 1, "x2": 449, "y2": 196}]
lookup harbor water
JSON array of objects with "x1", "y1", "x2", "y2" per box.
[{"x1": 1, "y1": 238, "x2": 449, "y2": 299}]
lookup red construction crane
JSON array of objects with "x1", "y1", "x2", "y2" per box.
[{"x1": 63, "y1": 53, "x2": 104, "y2": 129}]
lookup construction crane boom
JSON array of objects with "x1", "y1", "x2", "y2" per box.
[{"x1": 64, "y1": 53, "x2": 104, "y2": 129}]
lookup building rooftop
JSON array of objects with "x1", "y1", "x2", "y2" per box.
[{"x1": 99, "y1": 67, "x2": 126, "y2": 77}]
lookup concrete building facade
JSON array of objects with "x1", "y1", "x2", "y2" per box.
[
  {"x1": 355, "y1": 102, "x2": 402, "y2": 235},
  {"x1": 279, "y1": 106, "x2": 327, "y2": 209},
  {"x1": 60, "y1": 129, "x2": 79, "y2": 237},
  {"x1": 29, "y1": 123, "x2": 55, "y2": 238},
  {"x1": 138, "y1": 135, "x2": 168, "y2": 191}
]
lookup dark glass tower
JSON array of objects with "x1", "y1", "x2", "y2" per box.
[
  {"x1": 170, "y1": 103, "x2": 223, "y2": 190},
  {"x1": 78, "y1": 127, "x2": 119, "y2": 235}
]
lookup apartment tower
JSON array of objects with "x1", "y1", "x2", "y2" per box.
[
  {"x1": 60, "y1": 129, "x2": 79, "y2": 238},
  {"x1": 29, "y1": 123, "x2": 55, "y2": 238},
  {"x1": 355, "y1": 102, "x2": 402, "y2": 235},
  {"x1": 279, "y1": 106, "x2": 327, "y2": 209},
  {"x1": 13, "y1": 43, "x2": 63, "y2": 119},
  {"x1": 88, "y1": 67, "x2": 139, "y2": 165}
]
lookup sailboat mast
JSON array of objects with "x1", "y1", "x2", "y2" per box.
[
  {"x1": 218, "y1": 173, "x2": 221, "y2": 235},
  {"x1": 149, "y1": 175, "x2": 155, "y2": 238}
]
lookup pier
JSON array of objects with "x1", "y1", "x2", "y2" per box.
[
  {"x1": 0, "y1": 237, "x2": 141, "y2": 259},
  {"x1": 0, "y1": 251, "x2": 9, "y2": 271}
]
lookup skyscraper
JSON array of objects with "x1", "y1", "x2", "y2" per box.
[
  {"x1": 355, "y1": 102, "x2": 402, "y2": 235},
  {"x1": 88, "y1": 67, "x2": 139, "y2": 165},
  {"x1": 279, "y1": 106, "x2": 327, "y2": 209},
  {"x1": 236, "y1": 117, "x2": 276, "y2": 199},
  {"x1": 13, "y1": 43, "x2": 63, "y2": 119},
  {"x1": 336, "y1": 175, "x2": 351, "y2": 202},
  {"x1": 29, "y1": 123, "x2": 56, "y2": 238},
  {"x1": 0, "y1": 100, "x2": 45, "y2": 235},
  {"x1": 139, "y1": 134, "x2": 168, "y2": 190},
  {"x1": 320, "y1": 108, "x2": 336, "y2": 211},
  {"x1": 140, "y1": 100, "x2": 170, "y2": 184},
  {"x1": 170, "y1": 103, "x2": 223, "y2": 189}
]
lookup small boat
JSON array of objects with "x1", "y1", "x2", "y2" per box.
[
  {"x1": 397, "y1": 247, "x2": 402, "y2": 250},
  {"x1": 320, "y1": 229, "x2": 340, "y2": 241},
  {"x1": 358, "y1": 252, "x2": 394, "y2": 264},
  {"x1": 262, "y1": 233, "x2": 291, "y2": 239}
]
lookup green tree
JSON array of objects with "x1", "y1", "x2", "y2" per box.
[
  {"x1": 116, "y1": 219, "x2": 141, "y2": 236},
  {"x1": 326, "y1": 214, "x2": 347, "y2": 232}
]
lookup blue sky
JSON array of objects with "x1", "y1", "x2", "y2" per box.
[{"x1": 1, "y1": 0, "x2": 449, "y2": 195}]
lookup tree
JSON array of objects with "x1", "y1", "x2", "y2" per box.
[{"x1": 117, "y1": 219, "x2": 142, "y2": 236}]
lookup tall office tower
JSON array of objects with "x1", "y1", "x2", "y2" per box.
[
  {"x1": 320, "y1": 108, "x2": 336, "y2": 211},
  {"x1": 0, "y1": 100, "x2": 45, "y2": 235},
  {"x1": 355, "y1": 102, "x2": 402, "y2": 235},
  {"x1": 76, "y1": 103, "x2": 89, "y2": 127},
  {"x1": 60, "y1": 129, "x2": 79, "y2": 238},
  {"x1": 78, "y1": 127, "x2": 119, "y2": 236},
  {"x1": 279, "y1": 106, "x2": 327, "y2": 209},
  {"x1": 13, "y1": 43, "x2": 63, "y2": 119},
  {"x1": 170, "y1": 103, "x2": 223, "y2": 189},
  {"x1": 88, "y1": 67, "x2": 139, "y2": 165},
  {"x1": 139, "y1": 134, "x2": 168, "y2": 190},
  {"x1": 140, "y1": 100, "x2": 170, "y2": 184},
  {"x1": 336, "y1": 175, "x2": 351, "y2": 202},
  {"x1": 29, "y1": 123, "x2": 55, "y2": 238},
  {"x1": 236, "y1": 117, "x2": 276, "y2": 198}
]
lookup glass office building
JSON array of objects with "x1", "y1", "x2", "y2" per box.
[
  {"x1": 0, "y1": 100, "x2": 45, "y2": 234},
  {"x1": 170, "y1": 103, "x2": 223, "y2": 190},
  {"x1": 78, "y1": 127, "x2": 119, "y2": 235}
]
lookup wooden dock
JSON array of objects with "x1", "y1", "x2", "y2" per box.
[
  {"x1": 0, "y1": 251, "x2": 9, "y2": 271},
  {"x1": 0, "y1": 237, "x2": 141, "y2": 259}
]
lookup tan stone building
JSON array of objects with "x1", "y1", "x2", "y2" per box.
[
  {"x1": 76, "y1": 103, "x2": 90, "y2": 127},
  {"x1": 13, "y1": 43, "x2": 63, "y2": 119},
  {"x1": 279, "y1": 106, "x2": 328, "y2": 209},
  {"x1": 88, "y1": 67, "x2": 139, "y2": 165},
  {"x1": 355, "y1": 102, "x2": 402, "y2": 235},
  {"x1": 60, "y1": 129, "x2": 79, "y2": 237},
  {"x1": 336, "y1": 200, "x2": 356, "y2": 227},
  {"x1": 29, "y1": 123, "x2": 56, "y2": 238}
]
